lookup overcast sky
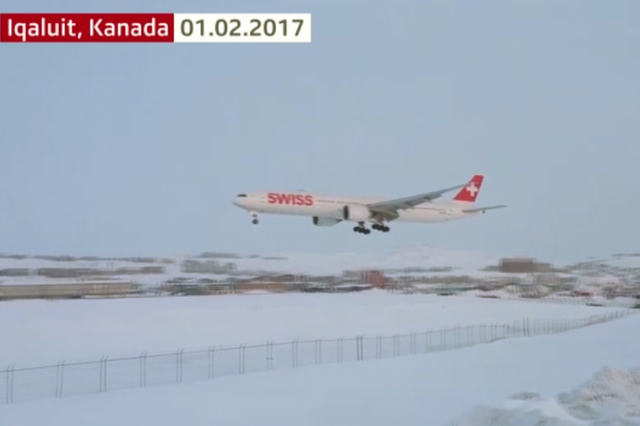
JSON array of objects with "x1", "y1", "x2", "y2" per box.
[{"x1": 1, "y1": 0, "x2": 638, "y2": 264}]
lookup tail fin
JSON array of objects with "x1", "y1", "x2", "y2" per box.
[{"x1": 452, "y1": 174, "x2": 484, "y2": 204}]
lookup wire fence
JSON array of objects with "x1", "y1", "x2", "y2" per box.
[
  {"x1": 388, "y1": 289, "x2": 639, "y2": 309},
  {"x1": 1, "y1": 309, "x2": 637, "y2": 406},
  {"x1": 469, "y1": 294, "x2": 638, "y2": 309}
]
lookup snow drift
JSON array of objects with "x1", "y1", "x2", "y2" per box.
[{"x1": 451, "y1": 365, "x2": 640, "y2": 426}]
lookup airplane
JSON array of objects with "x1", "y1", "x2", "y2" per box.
[{"x1": 232, "y1": 174, "x2": 506, "y2": 235}]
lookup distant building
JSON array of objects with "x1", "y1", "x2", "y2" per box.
[
  {"x1": 180, "y1": 259, "x2": 237, "y2": 274},
  {"x1": 498, "y1": 258, "x2": 552, "y2": 273},
  {"x1": 362, "y1": 270, "x2": 387, "y2": 287},
  {"x1": 36, "y1": 268, "x2": 104, "y2": 278},
  {"x1": 343, "y1": 270, "x2": 387, "y2": 287},
  {"x1": 114, "y1": 266, "x2": 165, "y2": 275},
  {"x1": 0, "y1": 268, "x2": 31, "y2": 277},
  {"x1": 197, "y1": 252, "x2": 241, "y2": 259},
  {"x1": 235, "y1": 275, "x2": 308, "y2": 292}
]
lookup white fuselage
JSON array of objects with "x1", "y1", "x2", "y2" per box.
[{"x1": 233, "y1": 191, "x2": 481, "y2": 224}]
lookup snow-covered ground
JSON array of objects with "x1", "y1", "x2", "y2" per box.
[
  {"x1": 0, "y1": 290, "x2": 623, "y2": 368},
  {"x1": 454, "y1": 364, "x2": 640, "y2": 425},
  {"x1": 2, "y1": 302, "x2": 638, "y2": 426}
]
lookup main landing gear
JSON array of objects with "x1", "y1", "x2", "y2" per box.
[
  {"x1": 353, "y1": 224, "x2": 371, "y2": 234},
  {"x1": 372, "y1": 223, "x2": 390, "y2": 232},
  {"x1": 353, "y1": 222, "x2": 390, "y2": 234}
]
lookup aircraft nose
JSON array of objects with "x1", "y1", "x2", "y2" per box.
[{"x1": 233, "y1": 195, "x2": 248, "y2": 208}]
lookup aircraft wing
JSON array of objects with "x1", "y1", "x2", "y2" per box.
[
  {"x1": 366, "y1": 183, "x2": 467, "y2": 213},
  {"x1": 461, "y1": 205, "x2": 508, "y2": 213}
]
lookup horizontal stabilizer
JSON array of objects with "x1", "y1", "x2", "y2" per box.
[{"x1": 462, "y1": 205, "x2": 508, "y2": 214}]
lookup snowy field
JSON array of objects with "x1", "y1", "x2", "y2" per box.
[
  {"x1": 0, "y1": 290, "x2": 624, "y2": 368},
  {"x1": 2, "y1": 304, "x2": 638, "y2": 426}
]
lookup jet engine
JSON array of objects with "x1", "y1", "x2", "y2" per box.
[
  {"x1": 342, "y1": 204, "x2": 372, "y2": 222},
  {"x1": 312, "y1": 216, "x2": 342, "y2": 227}
]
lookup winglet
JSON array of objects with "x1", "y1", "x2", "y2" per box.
[{"x1": 453, "y1": 174, "x2": 484, "y2": 203}]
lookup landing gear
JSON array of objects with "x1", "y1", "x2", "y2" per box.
[
  {"x1": 353, "y1": 222, "x2": 371, "y2": 234},
  {"x1": 250, "y1": 212, "x2": 259, "y2": 225},
  {"x1": 353, "y1": 226, "x2": 371, "y2": 234},
  {"x1": 353, "y1": 221, "x2": 390, "y2": 234},
  {"x1": 372, "y1": 223, "x2": 390, "y2": 232}
]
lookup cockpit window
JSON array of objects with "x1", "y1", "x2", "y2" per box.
[{"x1": 236, "y1": 194, "x2": 247, "y2": 197}]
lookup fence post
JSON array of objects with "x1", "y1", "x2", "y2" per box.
[
  {"x1": 55, "y1": 361, "x2": 61, "y2": 398},
  {"x1": 208, "y1": 346, "x2": 215, "y2": 378},
  {"x1": 139, "y1": 352, "x2": 147, "y2": 387},
  {"x1": 100, "y1": 356, "x2": 109, "y2": 393},
  {"x1": 376, "y1": 335, "x2": 382, "y2": 359},
  {"x1": 440, "y1": 327, "x2": 445, "y2": 350},
  {"x1": 292, "y1": 338, "x2": 299, "y2": 368},
  {"x1": 315, "y1": 339, "x2": 322, "y2": 364},
  {"x1": 238, "y1": 345, "x2": 245, "y2": 375},
  {"x1": 5, "y1": 366, "x2": 13, "y2": 404},
  {"x1": 55, "y1": 360, "x2": 65, "y2": 398},
  {"x1": 176, "y1": 349, "x2": 184, "y2": 383},
  {"x1": 264, "y1": 342, "x2": 271, "y2": 371},
  {"x1": 337, "y1": 337, "x2": 344, "y2": 362},
  {"x1": 104, "y1": 356, "x2": 109, "y2": 392},
  {"x1": 99, "y1": 357, "x2": 104, "y2": 393},
  {"x1": 393, "y1": 333, "x2": 400, "y2": 356}
]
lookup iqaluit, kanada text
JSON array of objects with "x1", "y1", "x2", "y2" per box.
[{"x1": 0, "y1": 14, "x2": 174, "y2": 42}]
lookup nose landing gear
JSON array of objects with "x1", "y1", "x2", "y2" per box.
[{"x1": 250, "y1": 212, "x2": 259, "y2": 225}]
